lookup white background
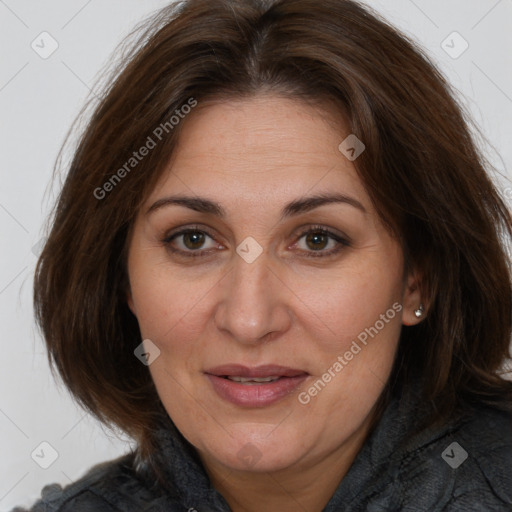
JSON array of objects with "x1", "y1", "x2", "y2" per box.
[{"x1": 1, "y1": 1, "x2": 511, "y2": 510}]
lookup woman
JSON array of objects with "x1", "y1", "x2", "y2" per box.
[{"x1": 15, "y1": 0, "x2": 512, "y2": 510}]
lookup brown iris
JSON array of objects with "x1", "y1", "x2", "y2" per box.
[
  {"x1": 305, "y1": 232, "x2": 328, "y2": 251},
  {"x1": 183, "y1": 231, "x2": 206, "y2": 250}
]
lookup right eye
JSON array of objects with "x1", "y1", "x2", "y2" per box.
[{"x1": 162, "y1": 226, "x2": 222, "y2": 257}]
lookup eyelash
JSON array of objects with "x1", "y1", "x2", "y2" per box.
[{"x1": 161, "y1": 224, "x2": 350, "y2": 259}]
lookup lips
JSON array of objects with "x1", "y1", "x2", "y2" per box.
[
  {"x1": 205, "y1": 364, "x2": 308, "y2": 379},
  {"x1": 204, "y1": 364, "x2": 309, "y2": 407}
]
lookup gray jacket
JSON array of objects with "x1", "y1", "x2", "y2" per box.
[{"x1": 12, "y1": 384, "x2": 512, "y2": 511}]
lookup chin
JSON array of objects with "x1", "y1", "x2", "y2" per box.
[{"x1": 200, "y1": 425, "x2": 307, "y2": 473}]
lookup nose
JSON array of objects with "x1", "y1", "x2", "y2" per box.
[{"x1": 213, "y1": 250, "x2": 292, "y2": 345}]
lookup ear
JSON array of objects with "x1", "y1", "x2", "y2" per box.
[{"x1": 401, "y1": 268, "x2": 426, "y2": 326}]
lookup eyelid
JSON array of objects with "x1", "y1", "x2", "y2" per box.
[
  {"x1": 293, "y1": 224, "x2": 350, "y2": 244},
  {"x1": 162, "y1": 224, "x2": 217, "y2": 243}
]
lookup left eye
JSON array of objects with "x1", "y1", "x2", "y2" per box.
[
  {"x1": 297, "y1": 230, "x2": 337, "y2": 252},
  {"x1": 293, "y1": 227, "x2": 349, "y2": 257}
]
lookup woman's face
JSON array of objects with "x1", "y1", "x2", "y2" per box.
[{"x1": 127, "y1": 94, "x2": 421, "y2": 474}]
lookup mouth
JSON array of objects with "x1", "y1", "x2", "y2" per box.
[
  {"x1": 222, "y1": 375, "x2": 282, "y2": 384},
  {"x1": 204, "y1": 364, "x2": 309, "y2": 407}
]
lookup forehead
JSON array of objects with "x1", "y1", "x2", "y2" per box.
[{"x1": 145, "y1": 94, "x2": 370, "y2": 210}]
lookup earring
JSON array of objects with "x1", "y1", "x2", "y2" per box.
[{"x1": 414, "y1": 303, "x2": 425, "y2": 318}]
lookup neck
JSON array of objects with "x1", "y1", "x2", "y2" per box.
[{"x1": 198, "y1": 414, "x2": 374, "y2": 512}]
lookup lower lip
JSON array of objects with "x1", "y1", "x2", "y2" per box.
[{"x1": 206, "y1": 374, "x2": 308, "y2": 407}]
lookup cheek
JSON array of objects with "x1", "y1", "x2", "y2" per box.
[
  {"x1": 128, "y1": 258, "x2": 226, "y2": 390},
  {"x1": 296, "y1": 275, "x2": 403, "y2": 427},
  {"x1": 295, "y1": 262, "x2": 403, "y2": 352},
  {"x1": 128, "y1": 252, "x2": 214, "y2": 340}
]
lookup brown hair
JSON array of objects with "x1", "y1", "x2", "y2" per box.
[{"x1": 34, "y1": 0, "x2": 512, "y2": 459}]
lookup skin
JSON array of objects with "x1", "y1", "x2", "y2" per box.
[{"x1": 127, "y1": 94, "x2": 424, "y2": 512}]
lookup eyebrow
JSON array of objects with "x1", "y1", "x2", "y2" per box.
[{"x1": 146, "y1": 192, "x2": 366, "y2": 220}]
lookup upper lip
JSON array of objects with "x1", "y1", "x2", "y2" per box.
[{"x1": 205, "y1": 364, "x2": 308, "y2": 378}]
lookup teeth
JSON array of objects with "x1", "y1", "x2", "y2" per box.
[{"x1": 227, "y1": 376, "x2": 281, "y2": 383}]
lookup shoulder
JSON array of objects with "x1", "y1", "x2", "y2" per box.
[
  {"x1": 396, "y1": 404, "x2": 512, "y2": 511},
  {"x1": 11, "y1": 452, "x2": 186, "y2": 512}
]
